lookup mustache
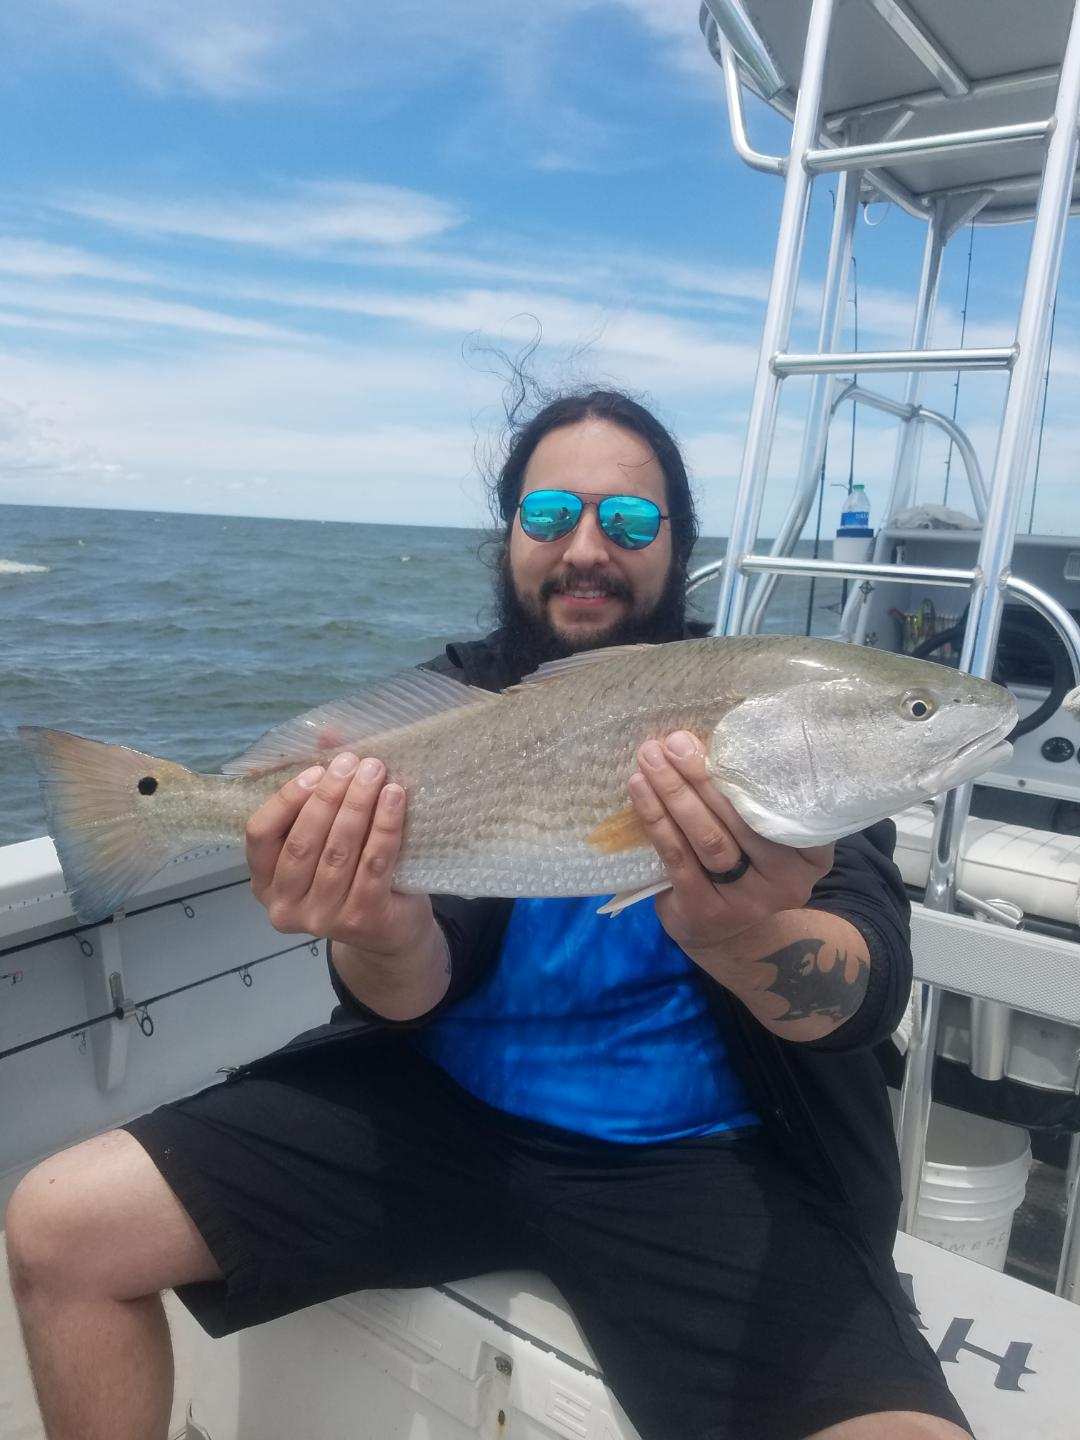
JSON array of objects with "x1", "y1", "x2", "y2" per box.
[{"x1": 539, "y1": 570, "x2": 633, "y2": 603}]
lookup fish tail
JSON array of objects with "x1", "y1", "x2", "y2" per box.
[{"x1": 18, "y1": 726, "x2": 195, "y2": 923}]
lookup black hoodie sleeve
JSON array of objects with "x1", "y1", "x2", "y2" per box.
[
  {"x1": 326, "y1": 893, "x2": 513, "y2": 1029},
  {"x1": 796, "y1": 818, "x2": 913, "y2": 1053}
]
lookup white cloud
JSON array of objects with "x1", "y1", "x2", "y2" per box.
[
  {"x1": 0, "y1": 237, "x2": 150, "y2": 283},
  {"x1": 1, "y1": 1, "x2": 712, "y2": 104},
  {"x1": 0, "y1": 281, "x2": 301, "y2": 341},
  {"x1": 60, "y1": 180, "x2": 466, "y2": 253},
  {"x1": 14, "y1": 0, "x2": 285, "y2": 96},
  {"x1": 0, "y1": 395, "x2": 124, "y2": 483},
  {"x1": 0, "y1": 341, "x2": 491, "y2": 522}
]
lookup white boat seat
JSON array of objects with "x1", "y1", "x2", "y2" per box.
[
  {"x1": 166, "y1": 1234, "x2": 1080, "y2": 1439},
  {"x1": 894, "y1": 803, "x2": 1080, "y2": 928}
]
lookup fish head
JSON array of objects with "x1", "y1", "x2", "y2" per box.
[{"x1": 705, "y1": 644, "x2": 1018, "y2": 846}]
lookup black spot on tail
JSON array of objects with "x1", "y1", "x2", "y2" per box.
[{"x1": 137, "y1": 776, "x2": 158, "y2": 795}]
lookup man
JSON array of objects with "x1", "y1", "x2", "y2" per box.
[{"x1": 6, "y1": 390, "x2": 973, "y2": 1440}]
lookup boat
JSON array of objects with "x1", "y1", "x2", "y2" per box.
[{"x1": 6, "y1": 2, "x2": 1080, "y2": 1435}]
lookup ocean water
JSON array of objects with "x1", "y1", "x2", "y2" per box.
[{"x1": 0, "y1": 504, "x2": 842, "y2": 847}]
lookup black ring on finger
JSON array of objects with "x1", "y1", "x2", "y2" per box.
[{"x1": 703, "y1": 849, "x2": 751, "y2": 886}]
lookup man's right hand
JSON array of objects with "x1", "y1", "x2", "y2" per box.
[{"x1": 245, "y1": 752, "x2": 450, "y2": 1019}]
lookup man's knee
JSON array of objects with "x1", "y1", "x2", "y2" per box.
[
  {"x1": 5, "y1": 1128, "x2": 220, "y2": 1306},
  {"x1": 5, "y1": 1159, "x2": 81, "y2": 1304}
]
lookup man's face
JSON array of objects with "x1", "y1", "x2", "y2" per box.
[{"x1": 507, "y1": 419, "x2": 675, "y2": 654}]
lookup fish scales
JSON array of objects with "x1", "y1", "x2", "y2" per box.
[
  {"x1": 20, "y1": 634, "x2": 1019, "y2": 923},
  {"x1": 382, "y1": 638, "x2": 747, "y2": 896}
]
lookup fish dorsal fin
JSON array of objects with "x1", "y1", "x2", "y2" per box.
[
  {"x1": 221, "y1": 670, "x2": 501, "y2": 776},
  {"x1": 507, "y1": 643, "x2": 658, "y2": 693}
]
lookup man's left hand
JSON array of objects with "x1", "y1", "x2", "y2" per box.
[{"x1": 629, "y1": 730, "x2": 834, "y2": 960}]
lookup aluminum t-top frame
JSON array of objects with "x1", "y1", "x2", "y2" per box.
[{"x1": 700, "y1": 0, "x2": 1080, "y2": 1281}]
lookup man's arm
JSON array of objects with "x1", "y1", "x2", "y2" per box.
[
  {"x1": 687, "y1": 907, "x2": 869, "y2": 1044},
  {"x1": 245, "y1": 751, "x2": 451, "y2": 1023},
  {"x1": 328, "y1": 924, "x2": 450, "y2": 1023},
  {"x1": 629, "y1": 731, "x2": 906, "y2": 1048}
]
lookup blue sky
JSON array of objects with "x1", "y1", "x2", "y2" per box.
[{"x1": 0, "y1": 0, "x2": 1076, "y2": 537}]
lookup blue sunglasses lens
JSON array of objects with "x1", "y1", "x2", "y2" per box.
[
  {"x1": 519, "y1": 490, "x2": 583, "y2": 542},
  {"x1": 597, "y1": 495, "x2": 662, "y2": 549},
  {"x1": 519, "y1": 490, "x2": 663, "y2": 549}
]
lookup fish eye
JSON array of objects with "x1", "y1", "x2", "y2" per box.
[
  {"x1": 901, "y1": 692, "x2": 936, "y2": 721},
  {"x1": 137, "y1": 776, "x2": 159, "y2": 795}
]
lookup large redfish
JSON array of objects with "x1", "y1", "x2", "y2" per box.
[{"x1": 19, "y1": 635, "x2": 1017, "y2": 925}]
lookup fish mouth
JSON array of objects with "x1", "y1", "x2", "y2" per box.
[{"x1": 916, "y1": 725, "x2": 1013, "y2": 794}]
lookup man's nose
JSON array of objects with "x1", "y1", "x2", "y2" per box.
[{"x1": 561, "y1": 506, "x2": 611, "y2": 566}]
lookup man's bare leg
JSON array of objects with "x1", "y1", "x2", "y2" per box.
[{"x1": 5, "y1": 1128, "x2": 222, "y2": 1440}]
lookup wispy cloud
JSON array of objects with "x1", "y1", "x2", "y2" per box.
[
  {"x1": 59, "y1": 180, "x2": 466, "y2": 253},
  {"x1": 6, "y1": 0, "x2": 285, "y2": 96},
  {"x1": 3, "y1": 1, "x2": 711, "y2": 99},
  {"x1": 0, "y1": 237, "x2": 150, "y2": 284},
  {"x1": 0, "y1": 281, "x2": 301, "y2": 342}
]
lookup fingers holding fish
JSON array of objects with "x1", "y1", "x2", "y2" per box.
[
  {"x1": 334, "y1": 781, "x2": 437, "y2": 960},
  {"x1": 628, "y1": 765, "x2": 773, "y2": 942},
  {"x1": 636, "y1": 737, "x2": 745, "y2": 876},
  {"x1": 655, "y1": 731, "x2": 834, "y2": 904},
  {"x1": 245, "y1": 763, "x2": 327, "y2": 895},
  {"x1": 338, "y1": 783, "x2": 407, "y2": 923},
  {"x1": 708, "y1": 793, "x2": 834, "y2": 897},
  {"x1": 300, "y1": 756, "x2": 389, "y2": 916}
]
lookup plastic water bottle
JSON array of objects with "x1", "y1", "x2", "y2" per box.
[
  {"x1": 834, "y1": 482, "x2": 873, "y2": 564},
  {"x1": 840, "y1": 483, "x2": 871, "y2": 531}
]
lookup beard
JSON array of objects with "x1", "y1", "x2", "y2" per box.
[{"x1": 492, "y1": 544, "x2": 689, "y2": 682}]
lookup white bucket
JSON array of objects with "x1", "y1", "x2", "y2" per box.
[
  {"x1": 894, "y1": 1096, "x2": 1031, "y2": 1271},
  {"x1": 915, "y1": 1094, "x2": 1036, "y2": 1267}
]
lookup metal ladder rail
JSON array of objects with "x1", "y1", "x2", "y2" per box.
[
  {"x1": 708, "y1": 0, "x2": 1080, "y2": 1241},
  {"x1": 710, "y1": 0, "x2": 1051, "y2": 643},
  {"x1": 742, "y1": 207, "x2": 991, "y2": 635}
]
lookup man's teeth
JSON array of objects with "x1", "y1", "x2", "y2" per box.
[{"x1": 567, "y1": 589, "x2": 608, "y2": 598}]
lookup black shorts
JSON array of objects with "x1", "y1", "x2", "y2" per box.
[{"x1": 124, "y1": 1042, "x2": 972, "y2": 1440}]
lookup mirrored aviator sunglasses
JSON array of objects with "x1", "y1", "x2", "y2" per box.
[{"x1": 518, "y1": 489, "x2": 668, "y2": 551}]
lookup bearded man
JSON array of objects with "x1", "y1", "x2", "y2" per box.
[{"x1": 6, "y1": 391, "x2": 973, "y2": 1440}]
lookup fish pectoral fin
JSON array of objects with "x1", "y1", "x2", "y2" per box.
[
  {"x1": 597, "y1": 881, "x2": 673, "y2": 917},
  {"x1": 221, "y1": 669, "x2": 501, "y2": 776},
  {"x1": 586, "y1": 803, "x2": 650, "y2": 854}
]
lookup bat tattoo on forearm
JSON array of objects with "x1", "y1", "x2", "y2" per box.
[{"x1": 760, "y1": 936, "x2": 869, "y2": 1022}]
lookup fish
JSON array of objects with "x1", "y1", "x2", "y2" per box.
[{"x1": 18, "y1": 634, "x2": 1018, "y2": 925}]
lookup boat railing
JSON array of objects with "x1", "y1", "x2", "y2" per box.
[
  {"x1": 690, "y1": 556, "x2": 1080, "y2": 688},
  {"x1": 697, "y1": 0, "x2": 1080, "y2": 1295}
]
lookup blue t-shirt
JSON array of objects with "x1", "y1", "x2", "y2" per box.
[{"x1": 413, "y1": 896, "x2": 760, "y2": 1144}]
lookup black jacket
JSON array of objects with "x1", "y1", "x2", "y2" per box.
[{"x1": 238, "y1": 632, "x2": 916, "y2": 1314}]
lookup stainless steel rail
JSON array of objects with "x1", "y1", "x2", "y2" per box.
[
  {"x1": 711, "y1": 28, "x2": 786, "y2": 175},
  {"x1": 830, "y1": 384, "x2": 990, "y2": 521},
  {"x1": 711, "y1": 0, "x2": 838, "y2": 639},
  {"x1": 862, "y1": 0, "x2": 969, "y2": 99},
  {"x1": 699, "y1": 0, "x2": 785, "y2": 101},
  {"x1": 804, "y1": 119, "x2": 1051, "y2": 174},
  {"x1": 773, "y1": 346, "x2": 1015, "y2": 376},
  {"x1": 702, "y1": 0, "x2": 1069, "y2": 227},
  {"x1": 705, "y1": 0, "x2": 1080, "y2": 1294},
  {"x1": 694, "y1": 557, "x2": 1080, "y2": 689}
]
